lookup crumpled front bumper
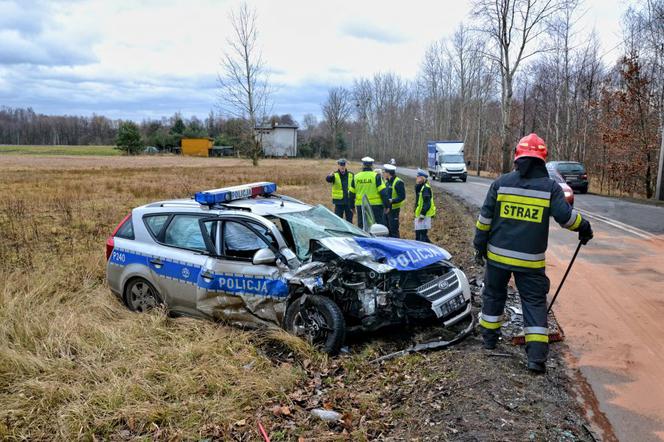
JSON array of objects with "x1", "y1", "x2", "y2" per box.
[{"x1": 416, "y1": 268, "x2": 472, "y2": 326}]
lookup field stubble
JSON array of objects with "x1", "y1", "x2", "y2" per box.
[{"x1": 0, "y1": 156, "x2": 591, "y2": 440}]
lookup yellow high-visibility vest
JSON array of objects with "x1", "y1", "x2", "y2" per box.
[
  {"x1": 415, "y1": 182, "x2": 436, "y2": 217},
  {"x1": 331, "y1": 171, "x2": 353, "y2": 200},
  {"x1": 353, "y1": 170, "x2": 385, "y2": 206},
  {"x1": 391, "y1": 176, "x2": 404, "y2": 209}
]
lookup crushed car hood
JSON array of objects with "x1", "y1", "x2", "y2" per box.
[{"x1": 317, "y1": 237, "x2": 452, "y2": 272}]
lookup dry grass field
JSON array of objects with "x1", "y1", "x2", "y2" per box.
[
  {"x1": 0, "y1": 145, "x2": 120, "y2": 156},
  {"x1": 0, "y1": 155, "x2": 592, "y2": 441}
]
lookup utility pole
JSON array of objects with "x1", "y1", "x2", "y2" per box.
[{"x1": 656, "y1": 125, "x2": 664, "y2": 201}]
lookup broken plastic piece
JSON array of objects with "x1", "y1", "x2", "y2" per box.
[{"x1": 311, "y1": 408, "x2": 342, "y2": 422}]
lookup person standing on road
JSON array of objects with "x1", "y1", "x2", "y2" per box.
[
  {"x1": 354, "y1": 157, "x2": 388, "y2": 229},
  {"x1": 473, "y1": 133, "x2": 594, "y2": 374},
  {"x1": 326, "y1": 158, "x2": 355, "y2": 222},
  {"x1": 414, "y1": 169, "x2": 436, "y2": 242},
  {"x1": 382, "y1": 164, "x2": 405, "y2": 238}
]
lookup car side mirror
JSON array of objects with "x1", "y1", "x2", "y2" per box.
[
  {"x1": 253, "y1": 248, "x2": 277, "y2": 265},
  {"x1": 435, "y1": 161, "x2": 439, "y2": 166},
  {"x1": 369, "y1": 223, "x2": 389, "y2": 237}
]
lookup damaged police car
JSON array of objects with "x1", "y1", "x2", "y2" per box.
[{"x1": 106, "y1": 182, "x2": 471, "y2": 354}]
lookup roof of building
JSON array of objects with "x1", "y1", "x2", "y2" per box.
[{"x1": 255, "y1": 123, "x2": 299, "y2": 130}]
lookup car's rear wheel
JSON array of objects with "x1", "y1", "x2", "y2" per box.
[
  {"x1": 124, "y1": 278, "x2": 162, "y2": 313},
  {"x1": 284, "y1": 295, "x2": 345, "y2": 355},
  {"x1": 580, "y1": 185, "x2": 588, "y2": 194}
]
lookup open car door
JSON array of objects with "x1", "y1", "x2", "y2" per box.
[{"x1": 361, "y1": 194, "x2": 375, "y2": 233}]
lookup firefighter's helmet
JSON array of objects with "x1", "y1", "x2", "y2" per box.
[{"x1": 514, "y1": 133, "x2": 547, "y2": 162}]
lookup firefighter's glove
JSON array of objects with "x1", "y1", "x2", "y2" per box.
[
  {"x1": 474, "y1": 249, "x2": 486, "y2": 267},
  {"x1": 578, "y1": 219, "x2": 593, "y2": 245}
]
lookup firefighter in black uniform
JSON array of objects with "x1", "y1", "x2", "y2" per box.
[
  {"x1": 474, "y1": 133, "x2": 594, "y2": 373},
  {"x1": 326, "y1": 158, "x2": 355, "y2": 222},
  {"x1": 382, "y1": 164, "x2": 405, "y2": 237}
]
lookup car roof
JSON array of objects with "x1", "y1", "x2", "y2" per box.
[
  {"x1": 138, "y1": 195, "x2": 311, "y2": 216},
  {"x1": 225, "y1": 197, "x2": 311, "y2": 215}
]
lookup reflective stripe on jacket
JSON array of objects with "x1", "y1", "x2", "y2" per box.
[
  {"x1": 353, "y1": 170, "x2": 386, "y2": 206},
  {"x1": 473, "y1": 170, "x2": 585, "y2": 272},
  {"x1": 415, "y1": 182, "x2": 436, "y2": 217}
]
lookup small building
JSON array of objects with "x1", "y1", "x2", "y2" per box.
[
  {"x1": 181, "y1": 137, "x2": 214, "y2": 157},
  {"x1": 255, "y1": 123, "x2": 298, "y2": 157}
]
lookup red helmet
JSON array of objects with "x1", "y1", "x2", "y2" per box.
[{"x1": 514, "y1": 133, "x2": 547, "y2": 161}]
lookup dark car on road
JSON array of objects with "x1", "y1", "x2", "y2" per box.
[{"x1": 546, "y1": 161, "x2": 588, "y2": 194}]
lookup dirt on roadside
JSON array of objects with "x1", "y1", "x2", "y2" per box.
[{"x1": 251, "y1": 191, "x2": 599, "y2": 441}]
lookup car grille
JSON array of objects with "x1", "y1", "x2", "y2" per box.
[{"x1": 416, "y1": 271, "x2": 459, "y2": 302}]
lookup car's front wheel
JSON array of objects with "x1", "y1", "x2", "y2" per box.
[
  {"x1": 284, "y1": 295, "x2": 345, "y2": 355},
  {"x1": 124, "y1": 278, "x2": 162, "y2": 313}
]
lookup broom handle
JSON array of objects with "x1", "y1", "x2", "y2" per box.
[{"x1": 547, "y1": 240, "x2": 583, "y2": 313}]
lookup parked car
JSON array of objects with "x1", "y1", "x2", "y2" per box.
[
  {"x1": 547, "y1": 161, "x2": 588, "y2": 193},
  {"x1": 105, "y1": 182, "x2": 472, "y2": 354},
  {"x1": 547, "y1": 168, "x2": 575, "y2": 206}
]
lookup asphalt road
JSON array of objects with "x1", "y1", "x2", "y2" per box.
[{"x1": 401, "y1": 169, "x2": 664, "y2": 441}]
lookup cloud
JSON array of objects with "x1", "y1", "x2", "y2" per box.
[
  {"x1": 0, "y1": 30, "x2": 97, "y2": 66},
  {"x1": 339, "y1": 20, "x2": 407, "y2": 44},
  {"x1": 0, "y1": 0, "x2": 98, "y2": 66}
]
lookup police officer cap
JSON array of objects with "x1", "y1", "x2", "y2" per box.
[
  {"x1": 417, "y1": 168, "x2": 428, "y2": 177},
  {"x1": 361, "y1": 156, "x2": 374, "y2": 163},
  {"x1": 384, "y1": 164, "x2": 397, "y2": 172},
  {"x1": 337, "y1": 158, "x2": 347, "y2": 165}
]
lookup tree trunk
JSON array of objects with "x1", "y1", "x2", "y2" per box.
[{"x1": 501, "y1": 75, "x2": 514, "y2": 173}]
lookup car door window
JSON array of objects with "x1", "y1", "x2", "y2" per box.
[
  {"x1": 222, "y1": 221, "x2": 272, "y2": 260},
  {"x1": 163, "y1": 215, "x2": 207, "y2": 251},
  {"x1": 144, "y1": 214, "x2": 169, "y2": 237}
]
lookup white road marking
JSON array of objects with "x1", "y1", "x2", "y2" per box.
[
  {"x1": 577, "y1": 208, "x2": 655, "y2": 240},
  {"x1": 469, "y1": 181, "x2": 490, "y2": 188}
]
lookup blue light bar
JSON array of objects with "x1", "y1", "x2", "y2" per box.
[{"x1": 195, "y1": 182, "x2": 278, "y2": 205}]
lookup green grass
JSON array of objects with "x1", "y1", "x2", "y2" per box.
[{"x1": 0, "y1": 145, "x2": 121, "y2": 156}]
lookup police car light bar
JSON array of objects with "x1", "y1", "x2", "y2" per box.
[{"x1": 195, "y1": 182, "x2": 278, "y2": 205}]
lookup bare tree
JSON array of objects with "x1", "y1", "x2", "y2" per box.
[
  {"x1": 473, "y1": 0, "x2": 563, "y2": 172},
  {"x1": 218, "y1": 2, "x2": 270, "y2": 166},
  {"x1": 322, "y1": 87, "x2": 353, "y2": 156}
]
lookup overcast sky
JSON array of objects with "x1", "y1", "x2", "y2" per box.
[{"x1": 0, "y1": 0, "x2": 632, "y2": 123}]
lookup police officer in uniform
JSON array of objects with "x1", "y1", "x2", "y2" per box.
[
  {"x1": 414, "y1": 169, "x2": 436, "y2": 242},
  {"x1": 382, "y1": 164, "x2": 405, "y2": 237},
  {"x1": 326, "y1": 158, "x2": 355, "y2": 222},
  {"x1": 353, "y1": 157, "x2": 388, "y2": 229},
  {"x1": 474, "y1": 133, "x2": 594, "y2": 373}
]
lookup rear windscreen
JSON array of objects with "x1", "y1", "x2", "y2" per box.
[{"x1": 558, "y1": 163, "x2": 585, "y2": 174}]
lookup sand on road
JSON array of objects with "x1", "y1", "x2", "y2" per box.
[{"x1": 548, "y1": 232, "x2": 664, "y2": 442}]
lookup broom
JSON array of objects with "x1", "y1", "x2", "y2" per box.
[{"x1": 512, "y1": 241, "x2": 582, "y2": 345}]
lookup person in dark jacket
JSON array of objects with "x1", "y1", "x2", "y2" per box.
[
  {"x1": 326, "y1": 158, "x2": 355, "y2": 222},
  {"x1": 382, "y1": 164, "x2": 405, "y2": 237},
  {"x1": 474, "y1": 133, "x2": 594, "y2": 373},
  {"x1": 414, "y1": 169, "x2": 436, "y2": 242}
]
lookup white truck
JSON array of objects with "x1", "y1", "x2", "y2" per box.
[{"x1": 427, "y1": 140, "x2": 468, "y2": 182}]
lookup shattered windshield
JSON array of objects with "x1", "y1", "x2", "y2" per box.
[{"x1": 277, "y1": 205, "x2": 368, "y2": 260}]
